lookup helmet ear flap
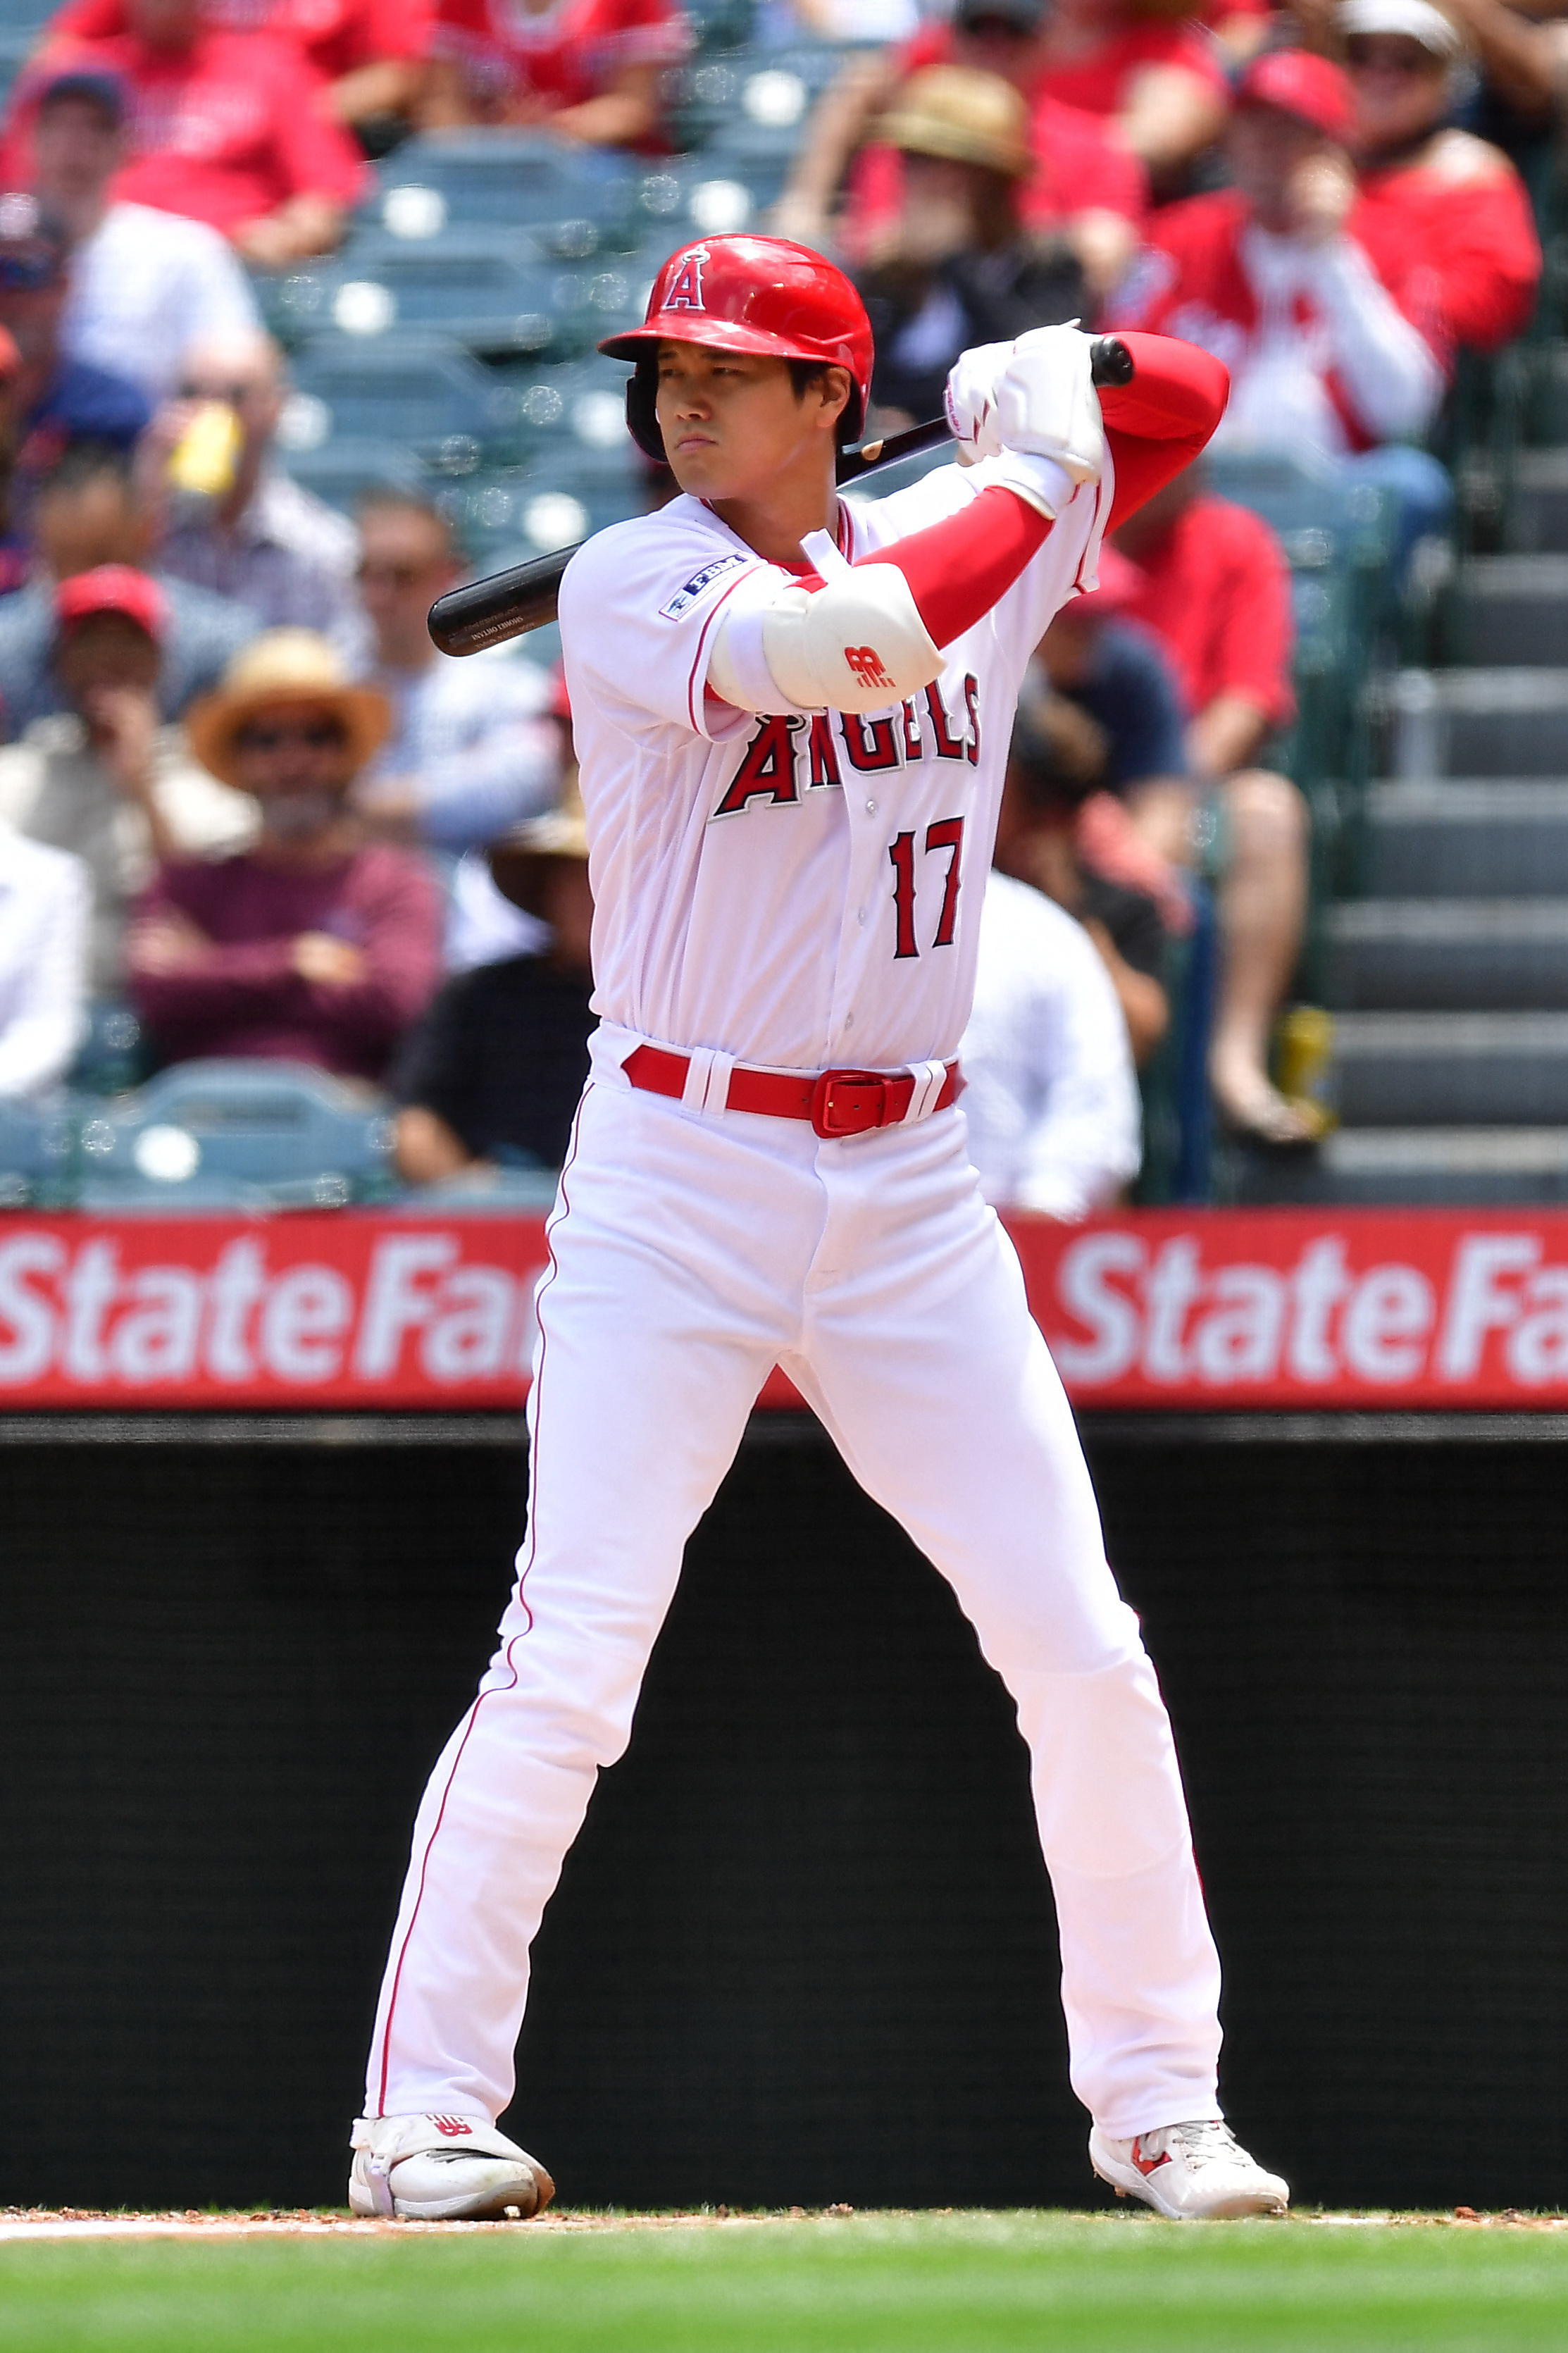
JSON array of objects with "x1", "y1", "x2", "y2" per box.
[{"x1": 625, "y1": 361, "x2": 666, "y2": 464}]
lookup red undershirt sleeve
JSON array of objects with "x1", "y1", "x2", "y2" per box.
[{"x1": 848, "y1": 333, "x2": 1229, "y2": 650}]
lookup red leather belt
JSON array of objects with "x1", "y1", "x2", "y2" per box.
[{"x1": 623, "y1": 1043, "x2": 962, "y2": 1140}]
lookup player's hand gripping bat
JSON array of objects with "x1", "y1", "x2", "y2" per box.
[{"x1": 428, "y1": 336, "x2": 1135, "y2": 657}]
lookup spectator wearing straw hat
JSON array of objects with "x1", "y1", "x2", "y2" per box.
[
  {"x1": 392, "y1": 783, "x2": 595, "y2": 1183},
  {"x1": 779, "y1": 0, "x2": 1216, "y2": 256},
  {"x1": 850, "y1": 68, "x2": 1120, "y2": 430},
  {"x1": 127, "y1": 627, "x2": 440, "y2": 1076}
]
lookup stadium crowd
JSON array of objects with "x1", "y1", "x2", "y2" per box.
[{"x1": 0, "y1": 0, "x2": 1549, "y2": 1209}]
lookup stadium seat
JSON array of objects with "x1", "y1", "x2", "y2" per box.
[
  {"x1": 289, "y1": 333, "x2": 523, "y2": 471},
  {"x1": 279, "y1": 435, "x2": 433, "y2": 517},
  {"x1": 0, "y1": 1094, "x2": 72, "y2": 1205},
  {"x1": 313, "y1": 231, "x2": 579, "y2": 360},
  {"x1": 374, "y1": 132, "x2": 637, "y2": 248},
  {"x1": 72, "y1": 1060, "x2": 398, "y2": 1205}
]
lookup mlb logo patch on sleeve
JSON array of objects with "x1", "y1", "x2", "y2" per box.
[{"x1": 660, "y1": 554, "x2": 748, "y2": 621}]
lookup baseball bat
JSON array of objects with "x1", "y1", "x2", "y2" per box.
[{"x1": 428, "y1": 334, "x2": 1135, "y2": 657}]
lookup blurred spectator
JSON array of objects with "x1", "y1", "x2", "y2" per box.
[
  {"x1": 0, "y1": 814, "x2": 88, "y2": 1093},
  {"x1": 392, "y1": 786, "x2": 593, "y2": 1181},
  {"x1": 31, "y1": 66, "x2": 262, "y2": 403},
  {"x1": 0, "y1": 565, "x2": 256, "y2": 992},
  {"x1": 1109, "y1": 43, "x2": 1539, "y2": 564},
  {"x1": 1114, "y1": 465, "x2": 1314, "y2": 1145},
  {"x1": 45, "y1": 0, "x2": 434, "y2": 139},
  {"x1": 1340, "y1": 0, "x2": 1543, "y2": 341},
  {"x1": 1035, "y1": 562, "x2": 1189, "y2": 803},
  {"x1": 420, "y1": 0, "x2": 689, "y2": 144},
  {"x1": 0, "y1": 192, "x2": 147, "y2": 531},
  {"x1": 959, "y1": 864, "x2": 1142, "y2": 1216},
  {"x1": 351, "y1": 493, "x2": 564, "y2": 854},
  {"x1": 842, "y1": 66, "x2": 1145, "y2": 316},
  {"x1": 853, "y1": 70, "x2": 1107, "y2": 427},
  {"x1": 127, "y1": 628, "x2": 440, "y2": 1077},
  {"x1": 0, "y1": 441, "x2": 258, "y2": 735},
  {"x1": 144, "y1": 331, "x2": 368, "y2": 664},
  {"x1": 779, "y1": 0, "x2": 1221, "y2": 249},
  {"x1": 0, "y1": 323, "x2": 27, "y2": 593},
  {"x1": 995, "y1": 678, "x2": 1171, "y2": 1066},
  {"x1": 20, "y1": 0, "x2": 367, "y2": 265}
]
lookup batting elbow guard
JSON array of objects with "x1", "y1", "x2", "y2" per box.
[{"x1": 710, "y1": 561, "x2": 945, "y2": 715}]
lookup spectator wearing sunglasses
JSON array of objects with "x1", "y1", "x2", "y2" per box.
[
  {"x1": 351, "y1": 492, "x2": 564, "y2": 857},
  {"x1": 127, "y1": 627, "x2": 440, "y2": 1076},
  {"x1": 0, "y1": 191, "x2": 148, "y2": 529},
  {"x1": 145, "y1": 328, "x2": 368, "y2": 666},
  {"x1": 28, "y1": 66, "x2": 262, "y2": 405}
]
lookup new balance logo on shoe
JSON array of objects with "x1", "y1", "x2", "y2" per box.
[
  {"x1": 429, "y1": 2116, "x2": 474, "y2": 2137},
  {"x1": 1131, "y1": 2137, "x2": 1172, "y2": 2175}
]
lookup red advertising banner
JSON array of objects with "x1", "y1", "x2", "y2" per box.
[{"x1": 5, "y1": 1207, "x2": 1568, "y2": 1410}]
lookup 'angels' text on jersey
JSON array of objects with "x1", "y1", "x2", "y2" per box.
[{"x1": 712, "y1": 676, "x2": 981, "y2": 819}]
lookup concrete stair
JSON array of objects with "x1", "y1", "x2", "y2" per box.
[{"x1": 1256, "y1": 357, "x2": 1568, "y2": 1202}]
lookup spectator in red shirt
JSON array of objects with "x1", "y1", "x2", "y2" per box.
[
  {"x1": 420, "y1": 0, "x2": 689, "y2": 145},
  {"x1": 13, "y1": 0, "x2": 368, "y2": 264},
  {"x1": 127, "y1": 627, "x2": 441, "y2": 1077},
  {"x1": 43, "y1": 0, "x2": 434, "y2": 135},
  {"x1": 1112, "y1": 468, "x2": 1315, "y2": 1146},
  {"x1": 1110, "y1": 41, "x2": 1539, "y2": 566},
  {"x1": 779, "y1": 0, "x2": 1225, "y2": 252}
]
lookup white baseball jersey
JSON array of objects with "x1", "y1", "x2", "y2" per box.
[{"x1": 559, "y1": 459, "x2": 1112, "y2": 1074}]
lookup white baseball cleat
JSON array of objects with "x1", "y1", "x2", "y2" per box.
[
  {"x1": 1089, "y1": 2119, "x2": 1289, "y2": 2221},
  {"x1": 349, "y1": 2113, "x2": 554, "y2": 2221}
]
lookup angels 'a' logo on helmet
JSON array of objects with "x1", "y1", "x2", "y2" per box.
[{"x1": 663, "y1": 245, "x2": 710, "y2": 312}]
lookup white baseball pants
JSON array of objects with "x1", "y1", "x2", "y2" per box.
[{"x1": 365, "y1": 1067, "x2": 1223, "y2": 2140}]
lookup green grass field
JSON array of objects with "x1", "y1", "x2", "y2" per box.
[{"x1": 3, "y1": 2213, "x2": 1568, "y2": 2353}]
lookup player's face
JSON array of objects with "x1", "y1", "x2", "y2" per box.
[{"x1": 654, "y1": 342, "x2": 844, "y2": 501}]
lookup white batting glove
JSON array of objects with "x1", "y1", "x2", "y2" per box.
[
  {"x1": 943, "y1": 338, "x2": 1014, "y2": 466},
  {"x1": 993, "y1": 323, "x2": 1105, "y2": 489}
]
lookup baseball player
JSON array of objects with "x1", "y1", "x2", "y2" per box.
[{"x1": 350, "y1": 235, "x2": 1288, "y2": 2225}]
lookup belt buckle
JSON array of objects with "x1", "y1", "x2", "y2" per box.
[{"x1": 811, "y1": 1068, "x2": 888, "y2": 1138}]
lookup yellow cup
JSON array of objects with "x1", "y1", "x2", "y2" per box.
[
  {"x1": 168, "y1": 402, "x2": 242, "y2": 499},
  {"x1": 1274, "y1": 1005, "x2": 1338, "y2": 1129}
]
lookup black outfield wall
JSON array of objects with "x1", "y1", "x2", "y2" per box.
[{"x1": 1, "y1": 1412, "x2": 1566, "y2": 2212}]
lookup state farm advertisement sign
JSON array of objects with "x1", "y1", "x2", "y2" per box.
[{"x1": 4, "y1": 1209, "x2": 1568, "y2": 1410}]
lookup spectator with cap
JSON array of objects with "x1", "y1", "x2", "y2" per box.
[
  {"x1": 0, "y1": 814, "x2": 89, "y2": 1095},
  {"x1": 42, "y1": 0, "x2": 435, "y2": 143},
  {"x1": 142, "y1": 330, "x2": 367, "y2": 665},
  {"x1": 778, "y1": 0, "x2": 1221, "y2": 252},
  {"x1": 392, "y1": 783, "x2": 595, "y2": 1182},
  {"x1": 1109, "y1": 42, "x2": 1538, "y2": 566},
  {"x1": 0, "y1": 564, "x2": 256, "y2": 993},
  {"x1": 1339, "y1": 0, "x2": 1544, "y2": 347},
  {"x1": 15, "y1": 0, "x2": 367, "y2": 266},
  {"x1": 0, "y1": 190, "x2": 147, "y2": 531},
  {"x1": 0, "y1": 323, "x2": 28, "y2": 594},
  {"x1": 27, "y1": 63, "x2": 261, "y2": 404},
  {"x1": 1112, "y1": 463, "x2": 1315, "y2": 1146},
  {"x1": 419, "y1": 0, "x2": 689, "y2": 144},
  {"x1": 850, "y1": 68, "x2": 1131, "y2": 428},
  {"x1": 0, "y1": 440, "x2": 259, "y2": 735},
  {"x1": 959, "y1": 859, "x2": 1143, "y2": 1218},
  {"x1": 351, "y1": 492, "x2": 564, "y2": 856},
  {"x1": 127, "y1": 627, "x2": 440, "y2": 1078}
]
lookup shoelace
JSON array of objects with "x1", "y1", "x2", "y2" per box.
[{"x1": 1157, "y1": 2121, "x2": 1245, "y2": 2170}]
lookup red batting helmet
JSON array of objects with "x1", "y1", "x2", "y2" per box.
[{"x1": 599, "y1": 234, "x2": 874, "y2": 463}]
